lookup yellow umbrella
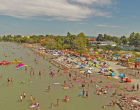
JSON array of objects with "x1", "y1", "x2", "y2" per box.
[{"x1": 107, "y1": 67, "x2": 111, "y2": 69}]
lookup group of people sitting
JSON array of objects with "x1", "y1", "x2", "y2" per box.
[{"x1": 94, "y1": 88, "x2": 107, "y2": 95}]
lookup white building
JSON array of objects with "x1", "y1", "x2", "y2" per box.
[{"x1": 89, "y1": 41, "x2": 116, "y2": 46}]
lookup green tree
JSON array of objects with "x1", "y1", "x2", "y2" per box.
[
  {"x1": 28, "y1": 38, "x2": 34, "y2": 44},
  {"x1": 77, "y1": 32, "x2": 87, "y2": 46},
  {"x1": 63, "y1": 44, "x2": 71, "y2": 49},
  {"x1": 47, "y1": 40, "x2": 55, "y2": 49},
  {"x1": 104, "y1": 34, "x2": 107, "y2": 41},
  {"x1": 107, "y1": 35, "x2": 112, "y2": 41},
  {"x1": 97, "y1": 34, "x2": 103, "y2": 41},
  {"x1": 73, "y1": 38, "x2": 87, "y2": 56}
]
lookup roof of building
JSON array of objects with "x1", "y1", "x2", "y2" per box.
[{"x1": 86, "y1": 38, "x2": 96, "y2": 41}]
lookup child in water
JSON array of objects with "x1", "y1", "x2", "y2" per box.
[{"x1": 51, "y1": 103, "x2": 53, "y2": 109}]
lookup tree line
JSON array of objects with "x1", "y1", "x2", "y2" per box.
[
  {"x1": 96, "y1": 32, "x2": 140, "y2": 47},
  {"x1": 1, "y1": 32, "x2": 140, "y2": 54}
]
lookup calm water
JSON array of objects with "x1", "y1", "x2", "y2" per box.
[{"x1": 0, "y1": 42, "x2": 120, "y2": 110}]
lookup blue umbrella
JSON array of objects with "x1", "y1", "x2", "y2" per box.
[
  {"x1": 118, "y1": 74, "x2": 123, "y2": 78},
  {"x1": 110, "y1": 73, "x2": 115, "y2": 76},
  {"x1": 79, "y1": 65, "x2": 84, "y2": 68}
]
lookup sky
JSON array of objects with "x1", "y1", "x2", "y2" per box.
[{"x1": 0, "y1": 0, "x2": 139, "y2": 37}]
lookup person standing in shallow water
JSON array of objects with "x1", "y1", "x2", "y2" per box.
[
  {"x1": 39, "y1": 71, "x2": 41, "y2": 75},
  {"x1": 57, "y1": 99, "x2": 59, "y2": 106}
]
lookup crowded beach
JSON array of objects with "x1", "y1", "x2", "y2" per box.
[{"x1": 1, "y1": 43, "x2": 140, "y2": 110}]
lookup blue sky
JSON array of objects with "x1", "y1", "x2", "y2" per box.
[{"x1": 0, "y1": 0, "x2": 139, "y2": 37}]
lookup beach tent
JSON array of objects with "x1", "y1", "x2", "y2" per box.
[
  {"x1": 86, "y1": 70, "x2": 92, "y2": 74},
  {"x1": 118, "y1": 74, "x2": 123, "y2": 78},
  {"x1": 110, "y1": 73, "x2": 115, "y2": 76},
  {"x1": 89, "y1": 67, "x2": 94, "y2": 70},
  {"x1": 107, "y1": 62, "x2": 110, "y2": 64}
]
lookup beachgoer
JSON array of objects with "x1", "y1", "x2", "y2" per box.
[
  {"x1": 23, "y1": 92, "x2": 26, "y2": 99},
  {"x1": 39, "y1": 71, "x2": 41, "y2": 75},
  {"x1": 37, "y1": 104, "x2": 39, "y2": 109},
  {"x1": 57, "y1": 99, "x2": 59, "y2": 106},
  {"x1": 104, "y1": 90, "x2": 107, "y2": 94},
  {"x1": 58, "y1": 69, "x2": 60, "y2": 73},
  {"x1": 88, "y1": 82, "x2": 89, "y2": 88},
  {"x1": 44, "y1": 69, "x2": 45, "y2": 73},
  {"x1": 102, "y1": 105, "x2": 105, "y2": 108},
  {"x1": 132, "y1": 85, "x2": 135, "y2": 91},
  {"x1": 64, "y1": 81, "x2": 67, "y2": 86},
  {"x1": 0, "y1": 75, "x2": 2, "y2": 79},
  {"x1": 33, "y1": 71, "x2": 35, "y2": 75},
  {"x1": 65, "y1": 96, "x2": 68, "y2": 102},
  {"x1": 51, "y1": 103, "x2": 53, "y2": 109},
  {"x1": 25, "y1": 67, "x2": 27, "y2": 71},
  {"x1": 137, "y1": 84, "x2": 139, "y2": 91},
  {"x1": 30, "y1": 71, "x2": 32, "y2": 75},
  {"x1": 86, "y1": 91, "x2": 88, "y2": 97},
  {"x1": 30, "y1": 94, "x2": 32, "y2": 101},
  {"x1": 7, "y1": 77, "x2": 10, "y2": 82},
  {"x1": 83, "y1": 89, "x2": 85, "y2": 96},
  {"x1": 46, "y1": 86, "x2": 51, "y2": 92},
  {"x1": 71, "y1": 83, "x2": 74, "y2": 88},
  {"x1": 11, "y1": 78, "x2": 13, "y2": 82},
  {"x1": 28, "y1": 79, "x2": 31, "y2": 83},
  {"x1": 20, "y1": 95, "x2": 23, "y2": 102},
  {"x1": 112, "y1": 100, "x2": 115, "y2": 107}
]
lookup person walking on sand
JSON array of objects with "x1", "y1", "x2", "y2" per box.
[{"x1": 137, "y1": 84, "x2": 139, "y2": 91}]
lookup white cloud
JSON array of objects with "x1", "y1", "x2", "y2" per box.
[
  {"x1": 96, "y1": 24, "x2": 127, "y2": 28},
  {"x1": 0, "y1": 0, "x2": 113, "y2": 21},
  {"x1": 122, "y1": 16, "x2": 136, "y2": 20},
  {"x1": 70, "y1": 0, "x2": 112, "y2": 6}
]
